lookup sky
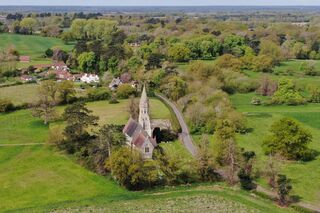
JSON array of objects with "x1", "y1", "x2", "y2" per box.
[{"x1": 0, "y1": 0, "x2": 320, "y2": 6}]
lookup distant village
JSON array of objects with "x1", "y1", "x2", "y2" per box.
[
  {"x1": 19, "y1": 56, "x2": 100, "y2": 84},
  {"x1": 18, "y1": 55, "x2": 138, "y2": 90}
]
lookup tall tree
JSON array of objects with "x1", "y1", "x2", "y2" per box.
[
  {"x1": 58, "y1": 80, "x2": 75, "y2": 104},
  {"x1": 62, "y1": 102, "x2": 98, "y2": 153},
  {"x1": 196, "y1": 135, "x2": 219, "y2": 182},
  {"x1": 215, "y1": 119, "x2": 240, "y2": 185}
]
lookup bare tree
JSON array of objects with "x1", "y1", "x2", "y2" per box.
[{"x1": 128, "y1": 95, "x2": 139, "y2": 120}]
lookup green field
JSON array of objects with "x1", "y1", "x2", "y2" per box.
[
  {"x1": 244, "y1": 60, "x2": 320, "y2": 88},
  {"x1": 0, "y1": 102, "x2": 297, "y2": 212},
  {"x1": 231, "y1": 93, "x2": 320, "y2": 205},
  {"x1": 0, "y1": 110, "x2": 48, "y2": 145},
  {"x1": 0, "y1": 146, "x2": 128, "y2": 212},
  {"x1": 0, "y1": 84, "x2": 87, "y2": 105},
  {"x1": 0, "y1": 84, "x2": 39, "y2": 105},
  {"x1": 0, "y1": 33, "x2": 73, "y2": 61}
]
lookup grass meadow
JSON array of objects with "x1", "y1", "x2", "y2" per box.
[
  {"x1": 0, "y1": 33, "x2": 73, "y2": 61},
  {"x1": 230, "y1": 92, "x2": 320, "y2": 204}
]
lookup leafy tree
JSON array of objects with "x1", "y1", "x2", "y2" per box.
[
  {"x1": 259, "y1": 40, "x2": 282, "y2": 65},
  {"x1": 277, "y1": 174, "x2": 292, "y2": 206},
  {"x1": 252, "y1": 55, "x2": 274, "y2": 72},
  {"x1": 307, "y1": 85, "x2": 320, "y2": 103},
  {"x1": 38, "y1": 80, "x2": 58, "y2": 104},
  {"x1": 88, "y1": 124, "x2": 125, "y2": 174},
  {"x1": 300, "y1": 61, "x2": 320, "y2": 76},
  {"x1": 32, "y1": 99, "x2": 56, "y2": 125},
  {"x1": 263, "y1": 117, "x2": 314, "y2": 161},
  {"x1": 160, "y1": 75, "x2": 187, "y2": 101},
  {"x1": 154, "y1": 148, "x2": 197, "y2": 185},
  {"x1": 60, "y1": 31, "x2": 73, "y2": 44},
  {"x1": 45, "y1": 48, "x2": 53, "y2": 58},
  {"x1": 223, "y1": 35, "x2": 246, "y2": 56},
  {"x1": 128, "y1": 56, "x2": 143, "y2": 71},
  {"x1": 0, "y1": 99, "x2": 14, "y2": 113},
  {"x1": 52, "y1": 48, "x2": 68, "y2": 62},
  {"x1": 215, "y1": 119, "x2": 240, "y2": 185},
  {"x1": 196, "y1": 136, "x2": 220, "y2": 182},
  {"x1": 117, "y1": 84, "x2": 136, "y2": 99},
  {"x1": 58, "y1": 80, "x2": 75, "y2": 104},
  {"x1": 199, "y1": 39, "x2": 222, "y2": 59},
  {"x1": 62, "y1": 102, "x2": 98, "y2": 153},
  {"x1": 78, "y1": 51, "x2": 96, "y2": 72},
  {"x1": 20, "y1": 17, "x2": 37, "y2": 34},
  {"x1": 107, "y1": 56, "x2": 119, "y2": 75},
  {"x1": 146, "y1": 53, "x2": 162, "y2": 70},
  {"x1": 107, "y1": 147, "x2": 159, "y2": 190},
  {"x1": 168, "y1": 43, "x2": 191, "y2": 62},
  {"x1": 238, "y1": 151, "x2": 256, "y2": 190},
  {"x1": 271, "y1": 79, "x2": 305, "y2": 105},
  {"x1": 215, "y1": 54, "x2": 242, "y2": 72}
]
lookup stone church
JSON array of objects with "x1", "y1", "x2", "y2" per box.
[{"x1": 122, "y1": 86, "x2": 158, "y2": 158}]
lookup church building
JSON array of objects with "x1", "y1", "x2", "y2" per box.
[{"x1": 123, "y1": 85, "x2": 157, "y2": 158}]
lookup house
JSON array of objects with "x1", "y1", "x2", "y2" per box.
[
  {"x1": 19, "y1": 56, "x2": 30, "y2": 63},
  {"x1": 123, "y1": 86, "x2": 157, "y2": 158},
  {"x1": 56, "y1": 70, "x2": 74, "y2": 81},
  {"x1": 47, "y1": 70, "x2": 74, "y2": 81},
  {"x1": 80, "y1": 73, "x2": 100, "y2": 83},
  {"x1": 20, "y1": 75, "x2": 34, "y2": 82},
  {"x1": 52, "y1": 62, "x2": 69, "y2": 71},
  {"x1": 109, "y1": 77, "x2": 122, "y2": 90}
]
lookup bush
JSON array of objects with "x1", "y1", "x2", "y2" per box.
[
  {"x1": 0, "y1": 99, "x2": 15, "y2": 113},
  {"x1": 271, "y1": 79, "x2": 306, "y2": 105},
  {"x1": 251, "y1": 97, "x2": 261, "y2": 105},
  {"x1": 87, "y1": 87, "x2": 111, "y2": 101}
]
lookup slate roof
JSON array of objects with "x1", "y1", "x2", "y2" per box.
[{"x1": 123, "y1": 118, "x2": 157, "y2": 148}]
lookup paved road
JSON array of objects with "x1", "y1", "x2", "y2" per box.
[{"x1": 156, "y1": 93, "x2": 197, "y2": 156}]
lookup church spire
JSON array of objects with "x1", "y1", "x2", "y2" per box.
[
  {"x1": 140, "y1": 84, "x2": 148, "y2": 108},
  {"x1": 138, "y1": 84, "x2": 152, "y2": 137}
]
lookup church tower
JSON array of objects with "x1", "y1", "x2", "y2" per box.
[{"x1": 138, "y1": 85, "x2": 152, "y2": 137}]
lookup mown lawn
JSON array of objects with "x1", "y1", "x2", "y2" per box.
[
  {"x1": 231, "y1": 92, "x2": 320, "y2": 205},
  {"x1": 0, "y1": 84, "x2": 39, "y2": 105},
  {"x1": 243, "y1": 59, "x2": 320, "y2": 88},
  {"x1": 56, "y1": 98, "x2": 172, "y2": 126},
  {"x1": 0, "y1": 33, "x2": 73, "y2": 61},
  {"x1": 0, "y1": 145, "x2": 128, "y2": 212},
  {"x1": 0, "y1": 110, "x2": 48, "y2": 145}
]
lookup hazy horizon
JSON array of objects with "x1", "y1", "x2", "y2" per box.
[{"x1": 0, "y1": 0, "x2": 320, "y2": 6}]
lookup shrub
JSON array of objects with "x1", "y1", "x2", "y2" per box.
[
  {"x1": 251, "y1": 97, "x2": 261, "y2": 105},
  {"x1": 87, "y1": 87, "x2": 111, "y2": 101},
  {"x1": 271, "y1": 79, "x2": 306, "y2": 105},
  {"x1": 0, "y1": 99, "x2": 14, "y2": 113}
]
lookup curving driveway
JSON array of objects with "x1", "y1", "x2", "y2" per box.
[{"x1": 156, "y1": 93, "x2": 197, "y2": 156}]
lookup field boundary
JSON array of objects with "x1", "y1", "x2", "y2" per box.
[{"x1": 0, "y1": 143, "x2": 45, "y2": 147}]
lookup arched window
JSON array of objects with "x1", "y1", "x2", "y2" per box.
[{"x1": 145, "y1": 146, "x2": 150, "y2": 153}]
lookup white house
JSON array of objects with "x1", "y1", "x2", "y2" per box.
[{"x1": 80, "y1": 73, "x2": 100, "y2": 83}]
